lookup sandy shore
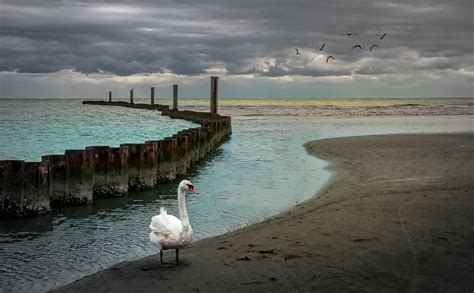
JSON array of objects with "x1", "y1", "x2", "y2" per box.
[{"x1": 54, "y1": 133, "x2": 474, "y2": 292}]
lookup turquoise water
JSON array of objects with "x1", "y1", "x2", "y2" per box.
[
  {"x1": 0, "y1": 98, "x2": 473, "y2": 292},
  {"x1": 0, "y1": 99, "x2": 197, "y2": 162}
]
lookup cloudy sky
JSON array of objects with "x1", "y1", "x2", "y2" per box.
[{"x1": 0, "y1": 0, "x2": 473, "y2": 99}]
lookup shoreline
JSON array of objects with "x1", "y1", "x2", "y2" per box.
[{"x1": 54, "y1": 133, "x2": 474, "y2": 292}]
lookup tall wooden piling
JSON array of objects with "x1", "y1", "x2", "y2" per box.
[
  {"x1": 173, "y1": 84, "x2": 178, "y2": 110},
  {"x1": 172, "y1": 134, "x2": 189, "y2": 176},
  {"x1": 130, "y1": 88, "x2": 134, "y2": 104},
  {"x1": 23, "y1": 161, "x2": 50, "y2": 216},
  {"x1": 151, "y1": 87, "x2": 155, "y2": 105},
  {"x1": 85, "y1": 146, "x2": 111, "y2": 199},
  {"x1": 107, "y1": 146, "x2": 129, "y2": 196},
  {"x1": 156, "y1": 139, "x2": 177, "y2": 182},
  {"x1": 141, "y1": 141, "x2": 159, "y2": 188},
  {"x1": 108, "y1": 91, "x2": 112, "y2": 102},
  {"x1": 0, "y1": 160, "x2": 24, "y2": 217},
  {"x1": 42, "y1": 155, "x2": 67, "y2": 207},
  {"x1": 65, "y1": 149, "x2": 94, "y2": 204},
  {"x1": 120, "y1": 143, "x2": 141, "y2": 190},
  {"x1": 211, "y1": 76, "x2": 218, "y2": 114}
]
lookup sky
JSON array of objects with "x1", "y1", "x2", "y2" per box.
[{"x1": 0, "y1": 0, "x2": 473, "y2": 99}]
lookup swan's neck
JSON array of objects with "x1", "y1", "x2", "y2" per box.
[{"x1": 178, "y1": 188, "x2": 191, "y2": 228}]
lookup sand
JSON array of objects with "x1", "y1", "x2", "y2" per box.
[{"x1": 53, "y1": 133, "x2": 474, "y2": 292}]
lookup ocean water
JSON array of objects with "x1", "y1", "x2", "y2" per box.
[
  {"x1": 0, "y1": 98, "x2": 473, "y2": 292},
  {"x1": 0, "y1": 99, "x2": 198, "y2": 162}
]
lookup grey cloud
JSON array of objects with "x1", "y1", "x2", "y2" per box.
[{"x1": 0, "y1": 0, "x2": 473, "y2": 78}]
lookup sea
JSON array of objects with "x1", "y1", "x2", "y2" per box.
[{"x1": 0, "y1": 98, "x2": 473, "y2": 292}]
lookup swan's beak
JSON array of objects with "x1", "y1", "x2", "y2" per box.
[{"x1": 189, "y1": 186, "x2": 196, "y2": 193}]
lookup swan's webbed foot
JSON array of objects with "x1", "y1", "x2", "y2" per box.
[{"x1": 176, "y1": 260, "x2": 192, "y2": 266}]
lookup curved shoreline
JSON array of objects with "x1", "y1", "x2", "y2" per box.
[{"x1": 54, "y1": 133, "x2": 474, "y2": 292}]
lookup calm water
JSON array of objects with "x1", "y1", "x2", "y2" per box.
[
  {"x1": 0, "y1": 99, "x2": 198, "y2": 162},
  {"x1": 1, "y1": 98, "x2": 473, "y2": 292}
]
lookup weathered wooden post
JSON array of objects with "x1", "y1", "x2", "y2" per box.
[
  {"x1": 210, "y1": 76, "x2": 218, "y2": 114},
  {"x1": 173, "y1": 84, "x2": 178, "y2": 110},
  {"x1": 130, "y1": 88, "x2": 134, "y2": 104},
  {"x1": 42, "y1": 155, "x2": 67, "y2": 207},
  {"x1": 65, "y1": 149, "x2": 94, "y2": 204},
  {"x1": 23, "y1": 161, "x2": 50, "y2": 216},
  {"x1": 107, "y1": 146, "x2": 129, "y2": 196},
  {"x1": 0, "y1": 160, "x2": 24, "y2": 217},
  {"x1": 108, "y1": 91, "x2": 112, "y2": 102},
  {"x1": 151, "y1": 87, "x2": 155, "y2": 105},
  {"x1": 120, "y1": 143, "x2": 141, "y2": 190}
]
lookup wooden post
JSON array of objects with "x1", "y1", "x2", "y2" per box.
[
  {"x1": 173, "y1": 84, "x2": 178, "y2": 110},
  {"x1": 151, "y1": 87, "x2": 155, "y2": 105},
  {"x1": 108, "y1": 91, "x2": 112, "y2": 102},
  {"x1": 130, "y1": 88, "x2": 134, "y2": 104},
  {"x1": 210, "y1": 76, "x2": 218, "y2": 114}
]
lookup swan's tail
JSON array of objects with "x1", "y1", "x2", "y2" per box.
[
  {"x1": 159, "y1": 207, "x2": 167, "y2": 215},
  {"x1": 149, "y1": 208, "x2": 170, "y2": 236}
]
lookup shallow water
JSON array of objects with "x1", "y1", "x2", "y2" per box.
[{"x1": 0, "y1": 98, "x2": 473, "y2": 292}]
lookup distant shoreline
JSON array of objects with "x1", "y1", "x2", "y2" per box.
[{"x1": 54, "y1": 133, "x2": 474, "y2": 292}]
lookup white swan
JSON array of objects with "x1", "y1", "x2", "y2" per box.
[{"x1": 149, "y1": 179, "x2": 196, "y2": 265}]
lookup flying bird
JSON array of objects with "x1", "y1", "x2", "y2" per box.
[
  {"x1": 378, "y1": 33, "x2": 387, "y2": 40},
  {"x1": 352, "y1": 44, "x2": 362, "y2": 50},
  {"x1": 370, "y1": 44, "x2": 379, "y2": 52},
  {"x1": 344, "y1": 33, "x2": 358, "y2": 36},
  {"x1": 318, "y1": 43, "x2": 325, "y2": 51},
  {"x1": 295, "y1": 48, "x2": 301, "y2": 55},
  {"x1": 326, "y1": 56, "x2": 335, "y2": 63}
]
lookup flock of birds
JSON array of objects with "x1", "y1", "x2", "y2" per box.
[{"x1": 295, "y1": 32, "x2": 387, "y2": 63}]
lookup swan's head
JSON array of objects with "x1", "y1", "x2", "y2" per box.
[{"x1": 179, "y1": 179, "x2": 196, "y2": 193}]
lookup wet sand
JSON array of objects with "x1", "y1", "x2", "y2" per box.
[{"x1": 54, "y1": 133, "x2": 474, "y2": 292}]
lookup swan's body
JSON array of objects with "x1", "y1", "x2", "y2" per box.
[
  {"x1": 149, "y1": 207, "x2": 193, "y2": 249},
  {"x1": 149, "y1": 180, "x2": 196, "y2": 264}
]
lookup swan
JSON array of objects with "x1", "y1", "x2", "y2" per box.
[{"x1": 149, "y1": 179, "x2": 196, "y2": 265}]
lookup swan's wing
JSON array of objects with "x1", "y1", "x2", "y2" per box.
[{"x1": 149, "y1": 212, "x2": 183, "y2": 237}]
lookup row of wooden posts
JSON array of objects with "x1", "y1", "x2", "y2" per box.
[
  {"x1": 0, "y1": 76, "x2": 231, "y2": 219},
  {"x1": 108, "y1": 76, "x2": 219, "y2": 113}
]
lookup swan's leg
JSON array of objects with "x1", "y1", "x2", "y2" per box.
[
  {"x1": 175, "y1": 249, "x2": 191, "y2": 265},
  {"x1": 160, "y1": 250, "x2": 164, "y2": 265}
]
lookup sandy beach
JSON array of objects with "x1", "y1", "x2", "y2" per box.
[{"x1": 53, "y1": 133, "x2": 474, "y2": 292}]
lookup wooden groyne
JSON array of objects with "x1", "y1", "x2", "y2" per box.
[{"x1": 0, "y1": 77, "x2": 231, "y2": 219}]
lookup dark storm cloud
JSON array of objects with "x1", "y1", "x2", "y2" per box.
[{"x1": 0, "y1": 0, "x2": 473, "y2": 77}]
